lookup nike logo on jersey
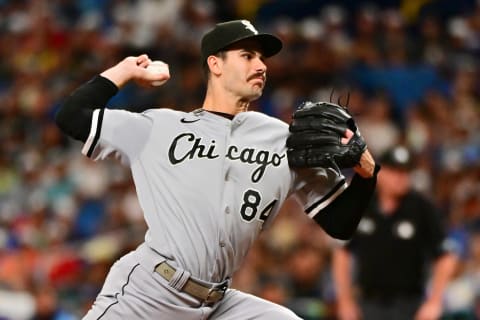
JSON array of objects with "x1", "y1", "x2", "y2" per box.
[
  {"x1": 180, "y1": 118, "x2": 200, "y2": 123},
  {"x1": 168, "y1": 133, "x2": 285, "y2": 182}
]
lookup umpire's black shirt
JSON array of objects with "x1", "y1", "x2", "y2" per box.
[{"x1": 346, "y1": 190, "x2": 447, "y2": 299}]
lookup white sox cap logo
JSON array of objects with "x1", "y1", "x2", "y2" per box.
[{"x1": 241, "y1": 20, "x2": 258, "y2": 35}]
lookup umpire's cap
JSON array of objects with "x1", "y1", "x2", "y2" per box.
[
  {"x1": 379, "y1": 146, "x2": 415, "y2": 170},
  {"x1": 201, "y1": 20, "x2": 283, "y2": 63}
]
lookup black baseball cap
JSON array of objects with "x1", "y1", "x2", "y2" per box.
[
  {"x1": 201, "y1": 20, "x2": 283, "y2": 63},
  {"x1": 379, "y1": 146, "x2": 415, "y2": 170}
]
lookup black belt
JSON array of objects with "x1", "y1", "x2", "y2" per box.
[{"x1": 154, "y1": 261, "x2": 228, "y2": 304}]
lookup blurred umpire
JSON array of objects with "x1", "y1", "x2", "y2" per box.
[{"x1": 332, "y1": 146, "x2": 459, "y2": 320}]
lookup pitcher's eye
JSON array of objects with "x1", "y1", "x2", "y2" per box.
[{"x1": 242, "y1": 53, "x2": 253, "y2": 60}]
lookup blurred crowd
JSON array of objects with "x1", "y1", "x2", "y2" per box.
[{"x1": 0, "y1": 0, "x2": 479, "y2": 319}]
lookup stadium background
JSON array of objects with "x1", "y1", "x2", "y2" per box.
[{"x1": 0, "y1": 0, "x2": 479, "y2": 319}]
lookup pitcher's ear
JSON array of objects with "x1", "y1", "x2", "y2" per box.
[{"x1": 207, "y1": 55, "x2": 222, "y2": 76}]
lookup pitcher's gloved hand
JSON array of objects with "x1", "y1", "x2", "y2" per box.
[{"x1": 286, "y1": 101, "x2": 367, "y2": 171}]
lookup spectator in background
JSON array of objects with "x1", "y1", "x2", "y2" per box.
[
  {"x1": 332, "y1": 146, "x2": 459, "y2": 320},
  {"x1": 355, "y1": 92, "x2": 400, "y2": 156},
  {"x1": 31, "y1": 285, "x2": 76, "y2": 320},
  {"x1": 286, "y1": 243, "x2": 331, "y2": 320}
]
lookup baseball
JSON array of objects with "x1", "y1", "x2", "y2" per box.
[{"x1": 147, "y1": 61, "x2": 169, "y2": 86}]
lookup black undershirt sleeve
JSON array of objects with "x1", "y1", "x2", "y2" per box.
[
  {"x1": 314, "y1": 164, "x2": 381, "y2": 240},
  {"x1": 55, "y1": 75, "x2": 118, "y2": 142}
]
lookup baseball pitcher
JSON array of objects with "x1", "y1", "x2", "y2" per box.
[{"x1": 55, "y1": 20, "x2": 379, "y2": 319}]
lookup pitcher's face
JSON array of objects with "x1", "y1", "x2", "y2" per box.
[{"x1": 218, "y1": 40, "x2": 268, "y2": 102}]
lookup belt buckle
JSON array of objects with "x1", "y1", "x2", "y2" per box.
[
  {"x1": 204, "y1": 283, "x2": 228, "y2": 304},
  {"x1": 204, "y1": 288, "x2": 216, "y2": 304}
]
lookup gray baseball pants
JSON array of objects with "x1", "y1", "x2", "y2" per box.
[{"x1": 83, "y1": 243, "x2": 301, "y2": 319}]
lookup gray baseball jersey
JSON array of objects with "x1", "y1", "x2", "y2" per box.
[{"x1": 82, "y1": 108, "x2": 346, "y2": 283}]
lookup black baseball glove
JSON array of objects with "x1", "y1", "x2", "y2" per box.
[{"x1": 286, "y1": 101, "x2": 367, "y2": 171}]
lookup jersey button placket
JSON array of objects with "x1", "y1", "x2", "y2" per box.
[
  {"x1": 224, "y1": 165, "x2": 230, "y2": 212},
  {"x1": 220, "y1": 123, "x2": 232, "y2": 250}
]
